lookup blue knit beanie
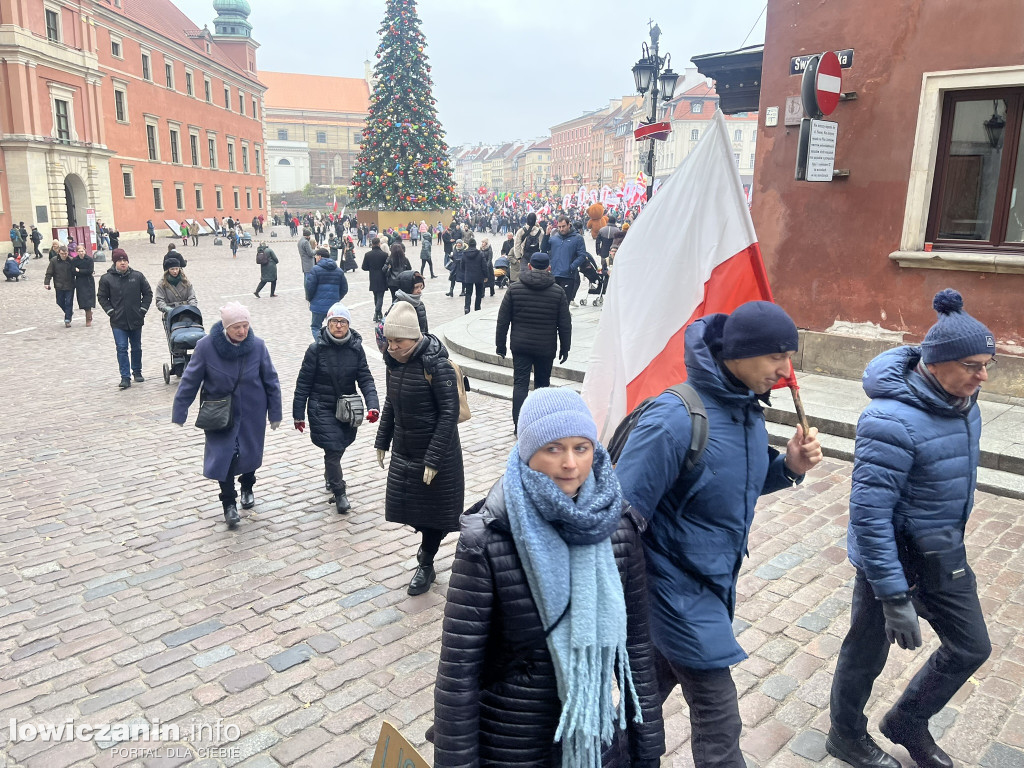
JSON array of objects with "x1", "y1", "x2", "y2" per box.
[
  {"x1": 721, "y1": 301, "x2": 799, "y2": 359},
  {"x1": 921, "y1": 289, "x2": 995, "y2": 364},
  {"x1": 517, "y1": 388, "x2": 598, "y2": 462}
]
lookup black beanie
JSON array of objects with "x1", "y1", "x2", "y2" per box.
[
  {"x1": 721, "y1": 301, "x2": 799, "y2": 359},
  {"x1": 163, "y1": 253, "x2": 185, "y2": 271}
]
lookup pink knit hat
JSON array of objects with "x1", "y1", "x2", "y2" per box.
[{"x1": 220, "y1": 302, "x2": 250, "y2": 328}]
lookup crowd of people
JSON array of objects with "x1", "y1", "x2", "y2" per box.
[{"x1": 12, "y1": 208, "x2": 999, "y2": 768}]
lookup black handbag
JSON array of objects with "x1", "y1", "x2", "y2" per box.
[
  {"x1": 321, "y1": 346, "x2": 364, "y2": 428},
  {"x1": 195, "y1": 357, "x2": 245, "y2": 432}
]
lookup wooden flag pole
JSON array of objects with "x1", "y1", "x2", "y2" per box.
[{"x1": 791, "y1": 384, "x2": 810, "y2": 435}]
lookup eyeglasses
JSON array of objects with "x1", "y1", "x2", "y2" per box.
[{"x1": 957, "y1": 358, "x2": 997, "y2": 374}]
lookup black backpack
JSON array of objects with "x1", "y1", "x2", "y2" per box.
[
  {"x1": 607, "y1": 382, "x2": 708, "y2": 474},
  {"x1": 521, "y1": 227, "x2": 540, "y2": 258}
]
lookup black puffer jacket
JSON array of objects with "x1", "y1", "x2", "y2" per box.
[
  {"x1": 97, "y1": 266, "x2": 153, "y2": 330},
  {"x1": 495, "y1": 268, "x2": 571, "y2": 358},
  {"x1": 374, "y1": 334, "x2": 464, "y2": 533},
  {"x1": 292, "y1": 328, "x2": 379, "y2": 453},
  {"x1": 432, "y1": 482, "x2": 665, "y2": 768},
  {"x1": 461, "y1": 247, "x2": 486, "y2": 284}
]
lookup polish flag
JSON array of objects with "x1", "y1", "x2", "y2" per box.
[
  {"x1": 332, "y1": 194, "x2": 338, "y2": 213},
  {"x1": 582, "y1": 110, "x2": 791, "y2": 441}
]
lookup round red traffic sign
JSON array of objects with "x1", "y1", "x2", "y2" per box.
[{"x1": 815, "y1": 50, "x2": 843, "y2": 116}]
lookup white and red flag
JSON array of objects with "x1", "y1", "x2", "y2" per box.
[{"x1": 582, "y1": 110, "x2": 792, "y2": 441}]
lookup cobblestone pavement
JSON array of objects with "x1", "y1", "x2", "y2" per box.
[{"x1": 1, "y1": 230, "x2": 1023, "y2": 768}]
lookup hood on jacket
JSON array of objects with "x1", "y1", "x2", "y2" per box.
[
  {"x1": 397, "y1": 269, "x2": 422, "y2": 294},
  {"x1": 684, "y1": 314, "x2": 762, "y2": 408},
  {"x1": 862, "y1": 346, "x2": 973, "y2": 418},
  {"x1": 106, "y1": 265, "x2": 134, "y2": 276},
  {"x1": 384, "y1": 332, "x2": 448, "y2": 369},
  {"x1": 314, "y1": 257, "x2": 338, "y2": 272},
  {"x1": 519, "y1": 267, "x2": 556, "y2": 290}
]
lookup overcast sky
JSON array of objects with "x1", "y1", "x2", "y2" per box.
[{"x1": 174, "y1": 0, "x2": 767, "y2": 146}]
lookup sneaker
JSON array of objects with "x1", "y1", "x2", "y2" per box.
[
  {"x1": 253, "y1": 292, "x2": 261, "y2": 298},
  {"x1": 825, "y1": 730, "x2": 900, "y2": 768},
  {"x1": 570, "y1": 300, "x2": 578, "y2": 307},
  {"x1": 118, "y1": 378, "x2": 131, "y2": 389},
  {"x1": 133, "y1": 373, "x2": 145, "y2": 383}
]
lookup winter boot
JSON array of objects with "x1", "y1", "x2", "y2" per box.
[
  {"x1": 334, "y1": 485, "x2": 351, "y2": 514},
  {"x1": 85, "y1": 309, "x2": 93, "y2": 327},
  {"x1": 240, "y1": 485, "x2": 255, "y2": 510},
  {"x1": 407, "y1": 546, "x2": 435, "y2": 596}
]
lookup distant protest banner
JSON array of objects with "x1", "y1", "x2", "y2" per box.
[{"x1": 371, "y1": 721, "x2": 430, "y2": 768}]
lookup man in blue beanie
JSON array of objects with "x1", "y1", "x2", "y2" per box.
[
  {"x1": 616, "y1": 300, "x2": 822, "y2": 768},
  {"x1": 826, "y1": 289, "x2": 994, "y2": 768}
]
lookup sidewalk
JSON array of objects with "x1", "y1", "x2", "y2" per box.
[{"x1": 441, "y1": 303, "x2": 1024, "y2": 498}]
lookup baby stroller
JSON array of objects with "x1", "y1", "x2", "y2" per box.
[
  {"x1": 162, "y1": 305, "x2": 205, "y2": 383},
  {"x1": 239, "y1": 231, "x2": 253, "y2": 248},
  {"x1": 577, "y1": 257, "x2": 606, "y2": 309},
  {"x1": 494, "y1": 255, "x2": 510, "y2": 288}
]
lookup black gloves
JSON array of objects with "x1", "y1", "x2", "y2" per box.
[
  {"x1": 882, "y1": 597, "x2": 922, "y2": 650},
  {"x1": 496, "y1": 347, "x2": 506, "y2": 359},
  {"x1": 558, "y1": 350, "x2": 569, "y2": 364}
]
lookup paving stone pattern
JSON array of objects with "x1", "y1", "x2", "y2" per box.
[{"x1": 1, "y1": 230, "x2": 1024, "y2": 767}]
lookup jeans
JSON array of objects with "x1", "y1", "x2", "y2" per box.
[
  {"x1": 55, "y1": 289, "x2": 74, "y2": 322},
  {"x1": 324, "y1": 450, "x2": 346, "y2": 493},
  {"x1": 464, "y1": 281, "x2": 483, "y2": 312},
  {"x1": 656, "y1": 650, "x2": 745, "y2": 768},
  {"x1": 310, "y1": 311, "x2": 326, "y2": 341},
  {"x1": 255, "y1": 280, "x2": 276, "y2": 296},
  {"x1": 372, "y1": 290, "x2": 386, "y2": 320},
  {"x1": 511, "y1": 353, "x2": 553, "y2": 427},
  {"x1": 829, "y1": 568, "x2": 991, "y2": 739},
  {"x1": 554, "y1": 275, "x2": 580, "y2": 302},
  {"x1": 112, "y1": 326, "x2": 143, "y2": 379}
]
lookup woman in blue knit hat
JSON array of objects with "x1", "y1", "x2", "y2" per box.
[
  {"x1": 826, "y1": 289, "x2": 995, "y2": 768},
  {"x1": 431, "y1": 387, "x2": 664, "y2": 768}
]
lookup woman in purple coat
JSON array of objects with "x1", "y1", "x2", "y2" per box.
[{"x1": 172, "y1": 302, "x2": 283, "y2": 528}]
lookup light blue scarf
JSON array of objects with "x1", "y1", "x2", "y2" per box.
[{"x1": 503, "y1": 444, "x2": 641, "y2": 768}]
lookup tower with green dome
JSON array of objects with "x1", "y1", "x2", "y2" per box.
[{"x1": 212, "y1": 0, "x2": 253, "y2": 38}]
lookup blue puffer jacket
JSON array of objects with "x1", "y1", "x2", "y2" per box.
[
  {"x1": 847, "y1": 346, "x2": 981, "y2": 598},
  {"x1": 616, "y1": 314, "x2": 795, "y2": 669},
  {"x1": 304, "y1": 257, "x2": 348, "y2": 314},
  {"x1": 543, "y1": 230, "x2": 589, "y2": 279}
]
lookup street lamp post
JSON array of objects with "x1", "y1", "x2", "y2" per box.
[{"x1": 632, "y1": 22, "x2": 679, "y2": 200}]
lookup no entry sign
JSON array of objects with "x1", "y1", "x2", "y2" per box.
[
  {"x1": 800, "y1": 51, "x2": 844, "y2": 119},
  {"x1": 815, "y1": 51, "x2": 842, "y2": 116}
]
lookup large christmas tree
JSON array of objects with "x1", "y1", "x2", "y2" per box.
[{"x1": 350, "y1": 0, "x2": 457, "y2": 211}]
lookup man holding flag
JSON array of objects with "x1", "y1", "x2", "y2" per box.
[
  {"x1": 615, "y1": 303, "x2": 821, "y2": 767},
  {"x1": 582, "y1": 111, "x2": 822, "y2": 767}
]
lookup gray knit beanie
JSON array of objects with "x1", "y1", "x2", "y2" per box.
[{"x1": 517, "y1": 388, "x2": 598, "y2": 462}]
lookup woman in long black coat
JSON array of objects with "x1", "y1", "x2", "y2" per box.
[
  {"x1": 72, "y1": 243, "x2": 96, "y2": 325},
  {"x1": 374, "y1": 301, "x2": 464, "y2": 596},
  {"x1": 293, "y1": 302, "x2": 379, "y2": 514},
  {"x1": 431, "y1": 388, "x2": 664, "y2": 768}
]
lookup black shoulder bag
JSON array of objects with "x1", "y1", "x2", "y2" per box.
[{"x1": 195, "y1": 356, "x2": 245, "y2": 432}]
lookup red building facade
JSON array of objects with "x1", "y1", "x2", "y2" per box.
[
  {"x1": 0, "y1": 0, "x2": 266, "y2": 243},
  {"x1": 753, "y1": 0, "x2": 1024, "y2": 352}
]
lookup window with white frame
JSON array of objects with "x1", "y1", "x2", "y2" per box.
[
  {"x1": 175, "y1": 184, "x2": 185, "y2": 210},
  {"x1": 113, "y1": 83, "x2": 128, "y2": 123},
  {"x1": 185, "y1": 70, "x2": 194, "y2": 97},
  {"x1": 242, "y1": 144, "x2": 249, "y2": 173},
  {"x1": 245, "y1": 189, "x2": 251, "y2": 209},
  {"x1": 215, "y1": 187, "x2": 223, "y2": 209},
  {"x1": 204, "y1": 76, "x2": 211, "y2": 102},
  {"x1": 45, "y1": 7, "x2": 61, "y2": 42},
  {"x1": 257, "y1": 189, "x2": 263, "y2": 210},
  {"x1": 48, "y1": 83, "x2": 77, "y2": 143},
  {"x1": 153, "y1": 183, "x2": 163, "y2": 211},
  {"x1": 122, "y1": 167, "x2": 134, "y2": 198},
  {"x1": 141, "y1": 51, "x2": 151, "y2": 81},
  {"x1": 146, "y1": 119, "x2": 159, "y2": 160},
  {"x1": 227, "y1": 140, "x2": 235, "y2": 171},
  {"x1": 238, "y1": 91, "x2": 245, "y2": 115},
  {"x1": 195, "y1": 186, "x2": 203, "y2": 210},
  {"x1": 189, "y1": 131, "x2": 200, "y2": 167},
  {"x1": 223, "y1": 86, "x2": 230, "y2": 109},
  {"x1": 251, "y1": 97, "x2": 257, "y2": 119},
  {"x1": 165, "y1": 61, "x2": 174, "y2": 90},
  {"x1": 734, "y1": 129, "x2": 743, "y2": 142},
  {"x1": 110, "y1": 35, "x2": 122, "y2": 58},
  {"x1": 690, "y1": 128, "x2": 699, "y2": 140},
  {"x1": 254, "y1": 146, "x2": 261, "y2": 174},
  {"x1": 233, "y1": 188, "x2": 240, "y2": 209},
  {"x1": 168, "y1": 126, "x2": 180, "y2": 164},
  {"x1": 208, "y1": 135, "x2": 217, "y2": 169}
]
